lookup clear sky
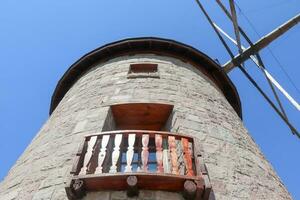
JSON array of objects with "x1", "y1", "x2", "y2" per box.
[{"x1": 0, "y1": 0, "x2": 299, "y2": 199}]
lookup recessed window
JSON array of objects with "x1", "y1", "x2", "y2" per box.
[
  {"x1": 105, "y1": 103, "x2": 174, "y2": 172},
  {"x1": 111, "y1": 103, "x2": 173, "y2": 130},
  {"x1": 129, "y1": 63, "x2": 158, "y2": 73},
  {"x1": 128, "y1": 63, "x2": 159, "y2": 78}
]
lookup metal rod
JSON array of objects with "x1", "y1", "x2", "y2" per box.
[
  {"x1": 223, "y1": 13, "x2": 300, "y2": 72},
  {"x1": 238, "y1": 65, "x2": 300, "y2": 138}
]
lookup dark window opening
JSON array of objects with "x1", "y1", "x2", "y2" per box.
[
  {"x1": 128, "y1": 63, "x2": 159, "y2": 78},
  {"x1": 129, "y1": 63, "x2": 158, "y2": 73}
]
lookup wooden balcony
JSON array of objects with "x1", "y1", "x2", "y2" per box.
[{"x1": 65, "y1": 130, "x2": 211, "y2": 200}]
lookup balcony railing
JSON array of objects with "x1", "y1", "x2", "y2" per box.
[{"x1": 65, "y1": 130, "x2": 211, "y2": 200}]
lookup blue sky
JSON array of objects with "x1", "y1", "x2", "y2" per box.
[{"x1": 0, "y1": 0, "x2": 299, "y2": 199}]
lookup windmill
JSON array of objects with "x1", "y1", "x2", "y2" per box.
[
  {"x1": 194, "y1": 0, "x2": 300, "y2": 138},
  {"x1": 0, "y1": 1, "x2": 298, "y2": 199}
]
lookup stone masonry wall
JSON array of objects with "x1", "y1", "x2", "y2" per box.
[{"x1": 0, "y1": 54, "x2": 292, "y2": 200}]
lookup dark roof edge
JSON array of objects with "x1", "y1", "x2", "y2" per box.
[{"x1": 50, "y1": 37, "x2": 242, "y2": 118}]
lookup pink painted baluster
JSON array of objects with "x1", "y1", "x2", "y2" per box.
[
  {"x1": 141, "y1": 134, "x2": 149, "y2": 172},
  {"x1": 181, "y1": 138, "x2": 194, "y2": 176},
  {"x1": 79, "y1": 136, "x2": 97, "y2": 175},
  {"x1": 168, "y1": 136, "x2": 179, "y2": 175},
  {"x1": 155, "y1": 134, "x2": 164, "y2": 173},
  {"x1": 95, "y1": 135, "x2": 110, "y2": 174},
  {"x1": 125, "y1": 134, "x2": 136, "y2": 172},
  {"x1": 109, "y1": 134, "x2": 122, "y2": 173}
]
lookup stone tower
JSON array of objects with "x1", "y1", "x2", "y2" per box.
[{"x1": 0, "y1": 38, "x2": 292, "y2": 200}]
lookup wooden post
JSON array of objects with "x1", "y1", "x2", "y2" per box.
[
  {"x1": 79, "y1": 136, "x2": 97, "y2": 175},
  {"x1": 71, "y1": 139, "x2": 87, "y2": 175}
]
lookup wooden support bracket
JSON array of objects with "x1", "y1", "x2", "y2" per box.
[
  {"x1": 127, "y1": 175, "x2": 139, "y2": 197},
  {"x1": 73, "y1": 179, "x2": 86, "y2": 198},
  {"x1": 65, "y1": 179, "x2": 86, "y2": 200},
  {"x1": 183, "y1": 180, "x2": 197, "y2": 200},
  {"x1": 65, "y1": 179, "x2": 77, "y2": 200}
]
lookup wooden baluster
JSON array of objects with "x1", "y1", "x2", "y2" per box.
[
  {"x1": 155, "y1": 134, "x2": 164, "y2": 173},
  {"x1": 162, "y1": 138, "x2": 170, "y2": 173},
  {"x1": 141, "y1": 134, "x2": 149, "y2": 172},
  {"x1": 95, "y1": 135, "x2": 110, "y2": 174},
  {"x1": 168, "y1": 136, "x2": 179, "y2": 175},
  {"x1": 176, "y1": 139, "x2": 185, "y2": 175},
  {"x1": 182, "y1": 138, "x2": 194, "y2": 176},
  {"x1": 79, "y1": 136, "x2": 97, "y2": 175},
  {"x1": 109, "y1": 134, "x2": 122, "y2": 173},
  {"x1": 125, "y1": 134, "x2": 136, "y2": 172}
]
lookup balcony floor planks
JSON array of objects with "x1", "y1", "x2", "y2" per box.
[{"x1": 75, "y1": 172, "x2": 201, "y2": 191}]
